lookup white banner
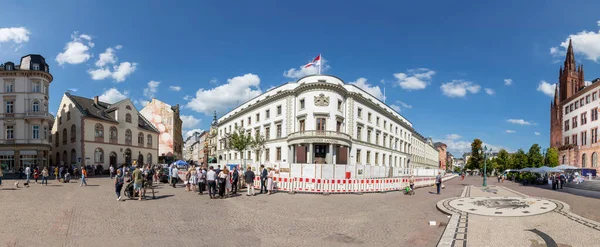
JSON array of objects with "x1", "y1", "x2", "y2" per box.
[
  {"x1": 321, "y1": 164, "x2": 334, "y2": 179},
  {"x1": 291, "y1": 164, "x2": 303, "y2": 178},
  {"x1": 302, "y1": 164, "x2": 316, "y2": 178}
]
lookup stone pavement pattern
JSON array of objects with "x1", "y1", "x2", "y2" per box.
[{"x1": 437, "y1": 185, "x2": 600, "y2": 247}]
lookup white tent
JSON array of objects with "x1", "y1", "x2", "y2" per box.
[
  {"x1": 531, "y1": 166, "x2": 562, "y2": 173},
  {"x1": 519, "y1": 167, "x2": 535, "y2": 172},
  {"x1": 555, "y1": 164, "x2": 577, "y2": 170}
]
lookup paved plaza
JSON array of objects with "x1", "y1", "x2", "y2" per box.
[{"x1": 1, "y1": 176, "x2": 600, "y2": 247}]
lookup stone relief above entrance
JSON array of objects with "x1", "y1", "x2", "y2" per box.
[{"x1": 314, "y1": 93, "x2": 330, "y2": 107}]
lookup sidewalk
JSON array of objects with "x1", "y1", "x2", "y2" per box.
[{"x1": 437, "y1": 185, "x2": 600, "y2": 247}]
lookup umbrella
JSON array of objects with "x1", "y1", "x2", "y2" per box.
[
  {"x1": 555, "y1": 164, "x2": 577, "y2": 170},
  {"x1": 519, "y1": 167, "x2": 535, "y2": 172},
  {"x1": 172, "y1": 160, "x2": 188, "y2": 166}
]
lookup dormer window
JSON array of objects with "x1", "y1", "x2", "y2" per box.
[
  {"x1": 32, "y1": 63, "x2": 40, "y2": 71},
  {"x1": 5, "y1": 64, "x2": 12, "y2": 70}
]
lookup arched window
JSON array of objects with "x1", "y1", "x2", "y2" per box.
[
  {"x1": 55, "y1": 132, "x2": 59, "y2": 147},
  {"x1": 562, "y1": 155, "x2": 566, "y2": 164},
  {"x1": 147, "y1": 153, "x2": 152, "y2": 165},
  {"x1": 109, "y1": 127, "x2": 118, "y2": 142},
  {"x1": 592, "y1": 152, "x2": 598, "y2": 168},
  {"x1": 95, "y1": 123, "x2": 104, "y2": 138},
  {"x1": 62, "y1": 128, "x2": 67, "y2": 145},
  {"x1": 94, "y1": 148, "x2": 104, "y2": 163},
  {"x1": 71, "y1": 124, "x2": 76, "y2": 143},
  {"x1": 126, "y1": 113, "x2": 132, "y2": 123},
  {"x1": 70, "y1": 149, "x2": 76, "y2": 164},
  {"x1": 62, "y1": 151, "x2": 67, "y2": 164},
  {"x1": 138, "y1": 132, "x2": 144, "y2": 145},
  {"x1": 582, "y1": 153, "x2": 587, "y2": 168},
  {"x1": 126, "y1": 105, "x2": 132, "y2": 110},
  {"x1": 147, "y1": 134, "x2": 152, "y2": 146},
  {"x1": 125, "y1": 129, "x2": 132, "y2": 145},
  {"x1": 32, "y1": 101, "x2": 40, "y2": 112},
  {"x1": 67, "y1": 111, "x2": 71, "y2": 120}
]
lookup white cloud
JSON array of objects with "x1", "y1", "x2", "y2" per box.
[
  {"x1": 446, "y1": 134, "x2": 461, "y2": 140},
  {"x1": 507, "y1": 119, "x2": 532, "y2": 125},
  {"x1": 534, "y1": 132, "x2": 541, "y2": 136},
  {"x1": 56, "y1": 32, "x2": 94, "y2": 65},
  {"x1": 390, "y1": 105, "x2": 400, "y2": 112},
  {"x1": 98, "y1": 88, "x2": 129, "y2": 103},
  {"x1": 0, "y1": 27, "x2": 30, "y2": 47},
  {"x1": 349, "y1": 78, "x2": 384, "y2": 100},
  {"x1": 111, "y1": 62, "x2": 137, "y2": 82},
  {"x1": 506, "y1": 130, "x2": 516, "y2": 133},
  {"x1": 169, "y1": 86, "x2": 181, "y2": 91},
  {"x1": 550, "y1": 22, "x2": 600, "y2": 61},
  {"x1": 393, "y1": 68, "x2": 435, "y2": 90},
  {"x1": 143, "y1": 80, "x2": 160, "y2": 99},
  {"x1": 484, "y1": 88, "x2": 495, "y2": 95},
  {"x1": 390, "y1": 100, "x2": 412, "y2": 112},
  {"x1": 504, "y1": 78, "x2": 512, "y2": 86},
  {"x1": 186, "y1": 73, "x2": 262, "y2": 115},
  {"x1": 440, "y1": 80, "x2": 480, "y2": 98},
  {"x1": 283, "y1": 58, "x2": 330, "y2": 79},
  {"x1": 209, "y1": 78, "x2": 218, "y2": 85},
  {"x1": 183, "y1": 95, "x2": 192, "y2": 101},
  {"x1": 181, "y1": 115, "x2": 201, "y2": 129},
  {"x1": 88, "y1": 68, "x2": 112, "y2": 80},
  {"x1": 95, "y1": 47, "x2": 118, "y2": 67},
  {"x1": 184, "y1": 129, "x2": 204, "y2": 139},
  {"x1": 537, "y1": 80, "x2": 555, "y2": 97}
]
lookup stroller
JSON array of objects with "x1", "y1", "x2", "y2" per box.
[
  {"x1": 123, "y1": 179, "x2": 156, "y2": 199},
  {"x1": 63, "y1": 173, "x2": 71, "y2": 183}
]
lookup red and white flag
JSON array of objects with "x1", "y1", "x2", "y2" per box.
[{"x1": 304, "y1": 54, "x2": 321, "y2": 68}]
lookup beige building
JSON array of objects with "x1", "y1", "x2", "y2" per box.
[
  {"x1": 140, "y1": 99, "x2": 183, "y2": 161},
  {"x1": 51, "y1": 93, "x2": 159, "y2": 169},
  {"x1": 0, "y1": 55, "x2": 53, "y2": 173}
]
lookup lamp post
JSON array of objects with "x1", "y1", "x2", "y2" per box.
[{"x1": 482, "y1": 145, "x2": 492, "y2": 187}]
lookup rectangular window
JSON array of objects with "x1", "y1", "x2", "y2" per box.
[
  {"x1": 256, "y1": 113, "x2": 260, "y2": 122},
  {"x1": 32, "y1": 82, "x2": 41, "y2": 93},
  {"x1": 248, "y1": 117, "x2": 251, "y2": 125},
  {"x1": 564, "y1": 120, "x2": 569, "y2": 131},
  {"x1": 593, "y1": 108, "x2": 599, "y2": 121},
  {"x1": 32, "y1": 63, "x2": 40, "y2": 70},
  {"x1": 5, "y1": 82, "x2": 13, "y2": 92},
  {"x1": 299, "y1": 119, "x2": 305, "y2": 131},
  {"x1": 586, "y1": 95, "x2": 590, "y2": 103},
  {"x1": 337, "y1": 100, "x2": 342, "y2": 111},
  {"x1": 570, "y1": 104, "x2": 573, "y2": 111},
  {"x1": 366, "y1": 151, "x2": 371, "y2": 164},
  {"x1": 384, "y1": 120, "x2": 387, "y2": 130},
  {"x1": 375, "y1": 152, "x2": 379, "y2": 165},
  {"x1": 375, "y1": 133, "x2": 380, "y2": 145},
  {"x1": 580, "y1": 98, "x2": 584, "y2": 106},
  {"x1": 44, "y1": 127, "x2": 48, "y2": 140},
  {"x1": 300, "y1": 99, "x2": 305, "y2": 110},
  {"x1": 592, "y1": 128, "x2": 598, "y2": 144},
  {"x1": 6, "y1": 101, "x2": 13, "y2": 113},
  {"x1": 376, "y1": 117, "x2": 380, "y2": 126},
  {"x1": 581, "y1": 113, "x2": 587, "y2": 125},
  {"x1": 566, "y1": 106, "x2": 570, "y2": 115},
  {"x1": 276, "y1": 147, "x2": 281, "y2": 161},
  {"x1": 564, "y1": 137, "x2": 569, "y2": 145},
  {"x1": 357, "y1": 126, "x2": 362, "y2": 140},
  {"x1": 582, "y1": 131, "x2": 587, "y2": 146},
  {"x1": 357, "y1": 108, "x2": 362, "y2": 118},
  {"x1": 572, "y1": 116, "x2": 578, "y2": 128},
  {"x1": 241, "y1": 120, "x2": 244, "y2": 128},
  {"x1": 32, "y1": 125, "x2": 39, "y2": 139},
  {"x1": 572, "y1": 134, "x2": 577, "y2": 145},
  {"x1": 276, "y1": 124, "x2": 282, "y2": 138},
  {"x1": 316, "y1": 118, "x2": 326, "y2": 131},
  {"x1": 382, "y1": 154, "x2": 386, "y2": 166},
  {"x1": 356, "y1": 149, "x2": 361, "y2": 164},
  {"x1": 265, "y1": 127, "x2": 270, "y2": 140},
  {"x1": 594, "y1": 92, "x2": 598, "y2": 101},
  {"x1": 6, "y1": 126, "x2": 14, "y2": 139},
  {"x1": 277, "y1": 105, "x2": 282, "y2": 115},
  {"x1": 367, "y1": 130, "x2": 372, "y2": 142},
  {"x1": 336, "y1": 121, "x2": 342, "y2": 132},
  {"x1": 234, "y1": 153, "x2": 238, "y2": 160},
  {"x1": 575, "y1": 101, "x2": 579, "y2": 109},
  {"x1": 265, "y1": 149, "x2": 270, "y2": 161},
  {"x1": 368, "y1": 113, "x2": 372, "y2": 122},
  {"x1": 266, "y1": 109, "x2": 270, "y2": 119}
]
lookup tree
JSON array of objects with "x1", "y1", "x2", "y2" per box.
[
  {"x1": 511, "y1": 149, "x2": 528, "y2": 169},
  {"x1": 546, "y1": 147, "x2": 559, "y2": 167},
  {"x1": 251, "y1": 133, "x2": 266, "y2": 165},
  {"x1": 527, "y1": 144, "x2": 543, "y2": 167},
  {"x1": 495, "y1": 149, "x2": 510, "y2": 172},
  {"x1": 466, "y1": 139, "x2": 484, "y2": 170},
  {"x1": 229, "y1": 127, "x2": 254, "y2": 169}
]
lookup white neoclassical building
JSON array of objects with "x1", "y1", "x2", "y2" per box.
[
  {"x1": 0, "y1": 55, "x2": 54, "y2": 173},
  {"x1": 51, "y1": 93, "x2": 159, "y2": 169},
  {"x1": 216, "y1": 75, "x2": 439, "y2": 172}
]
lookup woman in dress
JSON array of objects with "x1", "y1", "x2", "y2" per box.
[
  {"x1": 267, "y1": 167, "x2": 275, "y2": 195},
  {"x1": 190, "y1": 167, "x2": 198, "y2": 193}
]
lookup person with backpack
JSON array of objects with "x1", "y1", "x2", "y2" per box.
[{"x1": 435, "y1": 172, "x2": 442, "y2": 195}]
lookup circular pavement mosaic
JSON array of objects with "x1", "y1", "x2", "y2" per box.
[{"x1": 447, "y1": 197, "x2": 557, "y2": 217}]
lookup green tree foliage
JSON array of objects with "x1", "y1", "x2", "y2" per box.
[
  {"x1": 251, "y1": 133, "x2": 266, "y2": 164},
  {"x1": 527, "y1": 144, "x2": 543, "y2": 167},
  {"x1": 495, "y1": 149, "x2": 510, "y2": 171},
  {"x1": 546, "y1": 147, "x2": 559, "y2": 167},
  {"x1": 466, "y1": 139, "x2": 484, "y2": 170},
  {"x1": 229, "y1": 127, "x2": 254, "y2": 166},
  {"x1": 511, "y1": 149, "x2": 528, "y2": 169}
]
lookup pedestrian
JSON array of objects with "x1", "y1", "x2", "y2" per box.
[
  {"x1": 435, "y1": 172, "x2": 442, "y2": 195},
  {"x1": 114, "y1": 169, "x2": 124, "y2": 201},
  {"x1": 33, "y1": 167, "x2": 39, "y2": 184},
  {"x1": 267, "y1": 167, "x2": 275, "y2": 195},
  {"x1": 497, "y1": 174, "x2": 501, "y2": 183},
  {"x1": 461, "y1": 172, "x2": 465, "y2": 180},
  {"x1": 198, "y1": 167, "x2": 206, "y2": 195},
  {"x1": 132, "y1": 165, "x2": 143, "y2": 201},
  {"x1": 409, "y1": 174, "x2": 415, "y2": 192},
  {"x1": 59, "y1": 166, "x2": 63, "y2": 180},
  {"x1": 80, "y1": 167, "x2": 88, "y2": 186},
  {"x1": 185, "y1": 168, "x2": 192, "y2": 192},
  {"x1": 0, "y1": 168, "x2": 3, "y2": 186},
  {"x1": 244, "y1": 167, "x2": 255, "y2": 196},
  {"x1": 41, "y1": 167, "x2": 49, "y2": 186},
  {"x1": 207, "y1": 166, "x2": 217, "y2": 199},
  {"x1": 190, "y1": 167, "x2": 198, "y2": 192},
  {"x1": 260, "y1": 165, "x2": 267, "y2": 194},
  {"x1": 218, "y1": 167, "x2": 229, "y2": 198},
  {"x1": 225, "y1": 167, "x2": 232, "y2": 195},
  {"x1": 231, "y1": 166, "x2": 239, "y2": 194},
  {"x1": 25, "y1": 166, "x2": 31, "y2": 184},
  {"x1": 54, "y1": 166, "x2": 59, "y2": 180},
  {"x1": 109, "y1": 165, "x2": 115, "y2": 179},
  {"x1": 171, "y1": 165, "x2": 179, "y2": 188}
]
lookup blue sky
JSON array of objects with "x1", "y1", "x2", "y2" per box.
[{"x1": 2, "y1": 0, "x2": 600, "y2": 156}]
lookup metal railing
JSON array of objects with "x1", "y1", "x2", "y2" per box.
[{"x1": 287, "y1": 130, "x2": 352, "y2": 141}]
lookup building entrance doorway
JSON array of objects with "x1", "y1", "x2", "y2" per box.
[
  {"x1": 314, "y1": 144, "x2": 327, "y2": 164},
  {"x1": 110, "y1": 152, "x2": 117, "y2": 167}
]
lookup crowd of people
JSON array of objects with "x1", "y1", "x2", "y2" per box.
[{"x1": 0, "y1": 164, "x2": 90, "y2": 187}]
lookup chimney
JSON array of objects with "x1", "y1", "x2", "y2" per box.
[{"x1": 94, "y1": 96, "x2": 99, "y2": 105}]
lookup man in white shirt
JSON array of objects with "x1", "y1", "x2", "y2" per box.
[
  {"x1": 171, "y1": 166, "x2": 179, "y2": 188},
  {"x1": 109, "y1": 165, "x2": 115, "y2": 179},
  {"x1": 24, "y1": 166, "x2": 31, "y2": 184},
  {"x1": 206, "y1": 166, "x2": 217, "y2": 199}
]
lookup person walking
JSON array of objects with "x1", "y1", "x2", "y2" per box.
[
  {"x1": 25, "y1": 166, "x2": 31, "y2": 184},
  {"x1": 132, "y1": 165, "x2": 143, "y2": 201},
  {"x1": 225, "y1": 167, "x2": 232, "y2": 195},
  {"x1": 260, "y1": 165, "x2": 268, "y2": 194},
  {"x1": 0, "y1": 168, "x2": 3, "y2": 186},
  {"x1": 267, "y1": 167, "x2": 275, "y2": 195},
  {"x1": 54, "y1": 166, "x2": 59, "y2": 180},
  {"x1": 41, "y1": 167, "x2": 49, "y2": 186},
  {"x1": 217, "y1": 167, "x2": 228, "y2": 199},
  {"x1": 244, "y1": 167, "x2": 255, "y2": 196},
  {"x1": 171, "y1": 166, "x2": 179, "y2": 188},
  {"x1": 184, "y1": 168, "x2": 192, "y2": 192},
  {"x1": 207, "y1": 166, "x2": 217, "y2": 199},
  {"x1": 80, "y1": 167, "x2": 88, "y2": 186},
  {"x1": 435, "y1": 172, "x2": 442, "y2": 195},
  {"x1": 114, "y1": 169, "x2": 124, "y2": 201},
  {"x1": 109, "y1": 165, "x2": 115, "y2": 179},
  {"x1": 198, "y1": 167, "x2": 206, "y2": 195},
  {"x1": 190, "y1": 167, "x2": 198, "y2": 193},
  {"x1": 409, "y1": 175, "x2": 415, "y2": 192},
  {"x1": 231, "y1": 166, "x2": 239, "y2": 194}
]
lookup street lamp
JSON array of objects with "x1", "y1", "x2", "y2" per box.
[{"x1": 482, "y1": 145, "x2": 492, "y2": 187}]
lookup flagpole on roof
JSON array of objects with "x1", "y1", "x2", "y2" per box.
[{"x1": 318, "y1": 54, "x2": 322, "y2": 75}]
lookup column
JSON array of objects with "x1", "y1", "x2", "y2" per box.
[
  {"x1": 332, "y1": 145, "x2": 337, "y2": 165},
  {"x1": 327, "y1": 144, "x2": 333, "y2": 164},
  {"x1": 308, "y1": 143, "x2": 313, "y2": 164},
  {"x1": 288, "y1": 145, "x2": 293, "y2": 164}
]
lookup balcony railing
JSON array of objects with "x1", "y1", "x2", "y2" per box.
[
  {"x1": 287, "y1": 130, "x2": 352, "y2": 145},
  {"x1": 24, "y1": 112, "x2": 54, "y2": 120},
  {"x1": 0, "y1": 139, "x2": 50, "y2": 145}
]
